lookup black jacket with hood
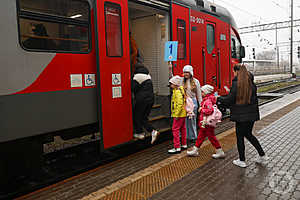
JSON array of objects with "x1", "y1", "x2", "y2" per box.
[
  {"x1": 218, "y1": 73, "x2": 260, "y2": 122},
  {"x1": 131, "y1": 65, "x2": 154, "y2": 103}
]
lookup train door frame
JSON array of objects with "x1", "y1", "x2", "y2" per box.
[
  {"x1": 171, "y1": 2, "x2": 190, "y2": 76},
  {"x1": 204, "y1": 20, "x2": 219, "y2": 89},
  {"x1": 94, "y1": 0, "x2": 133, "y2": 150}
]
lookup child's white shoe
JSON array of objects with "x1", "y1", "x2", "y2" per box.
[
  {"x1": 233, "y1": 159, "x2": 247, "y2": 168},
  {"x1": 181, "y1": 145, "x2": 188, "y2": 150},
  {"x1": 212, "y1": 149, "x2": 225, "y2": 159},
  {"x1": 187, "y1": 146, "x2": 199, "y2": 156},
  {"x1": 168, "y1": 148, "x2": 181, "y2": 154},
  {"x1": 151, "y1": 130, "x2": 159, "y2": 144},
  {"x1": 134, "y1": 133, "x2": 145, "y2": 140},
  {"x1": 255, "y1": 155, "x2": 269, "y2": 164}
]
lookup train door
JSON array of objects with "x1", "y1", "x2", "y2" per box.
[
  {"x1": 205, "y1": 21, "x2": 218, "y2": 88},
  {"x1": 94, "y1": 0, "x2": 133, "y2": 149},
  {"x1": 171, "y1": 3, "x2": 190, "y2": 75}
]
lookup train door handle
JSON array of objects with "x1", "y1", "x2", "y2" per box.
[{"x1": 212, "y1": 76, "x2": 217, "y2": 85}]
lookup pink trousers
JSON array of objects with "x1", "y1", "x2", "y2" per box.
[{"x1": 172, "y1": 117, "x2": 187, "y2": 148}]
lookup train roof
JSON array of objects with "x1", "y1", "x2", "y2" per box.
[{"x1": 173, "y1": 0, "x2": 237, "y2": 29}]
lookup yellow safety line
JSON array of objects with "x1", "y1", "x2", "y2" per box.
[{"x1": 81, "y1": 128, "x2": 236, "y2": 200}]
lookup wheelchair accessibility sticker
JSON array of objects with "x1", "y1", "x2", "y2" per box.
[
  {"x1": 112, "y1": 73, "x2": 121, "y2": 85},
  {"x1": 84, "y1": 74, "x2": 96, "y2": 86}
]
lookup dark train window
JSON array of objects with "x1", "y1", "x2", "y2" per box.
[
  {"x1": 231, "y1": 33, "x2": 241, "y2": 59},
  {"x1": 105, "y1": 2, "x2": 123, "y2": 57},
  {"x1": 177, "y1": 19, "x2": 186, "y2": 60},
  {"x1": 17, "y1": 0, "x2": 90, "y2": 53},
  {"x1": 207, "y1": 24, "x2": 215, "y2": 54}
]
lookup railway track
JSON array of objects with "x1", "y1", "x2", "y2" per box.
[{"x1": 5, "y1": 81, "x2": 300, "y2": 200}]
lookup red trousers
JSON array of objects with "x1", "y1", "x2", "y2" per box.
[
  {"x1": 172, "y1": 117, "x2": 187, "y2": 148},
  {"x1": 195, "y1": 127, "x2": 221, "y2": 149}
]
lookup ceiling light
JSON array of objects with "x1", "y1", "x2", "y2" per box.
[{"x1": 70, "y1": 14, "x2": 82, "y2": 19}]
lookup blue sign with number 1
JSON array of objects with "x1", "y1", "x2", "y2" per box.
[{"x1": 164, "y1": 41, "x2": 178, "y2": 61}]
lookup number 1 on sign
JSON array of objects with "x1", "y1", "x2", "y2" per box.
[{"x1": 169, "y1": 44, "x2": 173, "y2": 54}]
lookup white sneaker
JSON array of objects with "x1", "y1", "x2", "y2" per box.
[
  {"x1": 181, "y1": 145, "x2": 188, "y2": 150},
  {"x1": 233, "y1": 159, "x2": 247, "y2": 168},
  {"x1": 168, "y1": 148, "x2": 181, "y2": 154},
  {"x1": 151, "y1": 130, "x2": 159, "y2": 144},
  {"x1": 134, "y1": 133, "x2": 145, "y2": 140},
  {"x1": 187, "y1": 146, "x2": 199, "y2": 156},
  {"x1": 255, "y1": 155, "x2": 269, "y2": 164},
  {"x1": 212, "y1": 149, "x2": 225, "y2": 159}
]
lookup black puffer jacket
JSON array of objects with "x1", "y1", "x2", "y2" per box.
[
  {"x1": 131, "y1": 66, "x2": 154, "y2": 103},
  {"x1": 218, "y1": 74, "x2": 260, "y2": 122}
]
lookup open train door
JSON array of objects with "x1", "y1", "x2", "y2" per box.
[
  {"x1": 94, "y1": 0, "x2": 133, "y2": 149},
  {"x1": 171, "y1": 3, "x2": 190, "y2": 75}
]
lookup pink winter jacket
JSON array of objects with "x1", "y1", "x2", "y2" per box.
[{"x1": 198, "y1": 94, "x2": 217, "y2": 125}]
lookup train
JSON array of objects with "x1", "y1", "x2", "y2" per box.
[{"x1": 0, "y1": 0, "x2": 244, "y2": 186}]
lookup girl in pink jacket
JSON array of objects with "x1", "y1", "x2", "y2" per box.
[{"x1": 187, "y1": 85, "x2": 225, "y2": 158}]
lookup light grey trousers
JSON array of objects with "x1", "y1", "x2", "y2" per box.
[{"x1": 186, "y1": 97, "x2": 198, "y2": 140}]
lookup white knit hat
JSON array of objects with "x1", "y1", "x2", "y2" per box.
[
  {"x1": 169, "y1": 75, "x2": 182, "y2": 86},
  {"x1": 201, "y1": 84, "x2": 214, "y2": 95},
  {"x1": 183, "y1": 65, "x2": 194, "y2": 76}
]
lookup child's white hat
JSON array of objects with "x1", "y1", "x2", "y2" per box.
[
  {"x1": 183, "y1": 65, "x2": 194, "y2": 76},
  {"x1": 201, "y1": 84, "x2": 214, "y2": 94},
  {"x1": 169, "y1": 75, "x2": 182, "y2": 86}
]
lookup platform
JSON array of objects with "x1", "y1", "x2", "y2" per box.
[
  {"x1": 16, "y1": 92, "x2": 300, "y2": 200},
  {"x1": 254, "y1": 74, "x2": 292, "y2": 84}
]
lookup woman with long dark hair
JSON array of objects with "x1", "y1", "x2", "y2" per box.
[{"x1": 218, "y1": 64, "x2": 268, "y2": 168}]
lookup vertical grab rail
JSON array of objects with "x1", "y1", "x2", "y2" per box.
[
  {"x1": 217, "y1": 49, "x2": 221, "y2": 89},
  {"x1": 202, "y1": 47, "x2": 206, "y2": 84}
]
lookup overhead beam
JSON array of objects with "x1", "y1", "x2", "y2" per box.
[{"x1": 239, "y1": 19, "x2": 300, "y2": 34}]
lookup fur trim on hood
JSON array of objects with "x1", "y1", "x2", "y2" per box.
[{"x1": 133, "y1": 73, "x2": 151, "y2": 84}]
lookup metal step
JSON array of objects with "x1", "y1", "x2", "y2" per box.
[{"x1": 149, "y1": 115, "x2": 168, "y2": 122}]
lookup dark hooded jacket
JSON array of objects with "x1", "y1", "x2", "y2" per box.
[
  {"x1": 131, "y1": 65, "x2": 154, "y2": 103},
  {"x1": 217, "y1": 73, "x2": 260, "y2": 122}
]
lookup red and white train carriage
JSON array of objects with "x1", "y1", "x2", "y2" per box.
[{"x1": 0, "y1": 0, "x2": 244, "y2": 185}]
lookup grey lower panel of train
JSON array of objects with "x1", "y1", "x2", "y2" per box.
[{"x1": 0, "y1": 88, "x2": 98, "y2": 143}]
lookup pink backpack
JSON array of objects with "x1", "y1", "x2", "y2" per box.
[
  {"x1": 185, "y1": 97, "x2": 195, "y2": 119},
  {"x1": 206, "y1": 105, "x2": 222, "y2": 127}
]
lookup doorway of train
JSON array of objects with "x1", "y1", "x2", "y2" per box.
[
  {"x1": 205, "y1": 21, "x2": 219, "y2": 89},
  {"x1": 128, "y1": 1, "x2": 172, "y2": 135}
]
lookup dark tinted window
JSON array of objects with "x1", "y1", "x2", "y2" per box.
[
  {"x1": 177, "y1": 19, "x2": 186, "y2": 59},
  {"x1": 105, "y1": 3, "x2": 123, "y2": 57},
  {"x1": 231, "y1": 34, "x2": 241, "y2": 59},
  {"x1": 18, "y1": 0, "x2": 90, "y2": 52},
  {"x1": 206, "y1": 24, "x2": 215, "y2": 54},
  {"x1": 19, "y1": 0, "x2": 89, "y2": 21}
]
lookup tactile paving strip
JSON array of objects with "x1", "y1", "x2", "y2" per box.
[{"x1": 100, "y1": 130, "x2": 237, "y2": 200}]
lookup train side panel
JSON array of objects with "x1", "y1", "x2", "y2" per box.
[{"x1": 0, "y1": 0, "x2": 98, "y2": 143}]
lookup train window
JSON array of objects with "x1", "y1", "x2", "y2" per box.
[
  {"x1": 231, "y1": 34, "x2": 241, "y2": 59},
  {"x1": 104, "y1": 2, "x2": 123, "y2": 57},
  {"x1": 17, "y1": 0, "x2": 90, "y2": 53},
  {"x1": 19, "y1": 0, "x2": 89, "y2": 21},
  {"x1": 207, "y1": 24, "x2": 215, "y2": 54},
  {"x1": 231, "y1": 38, "x2": 237, "y2": 58},
  {"x1": 177, "y1": 19, "x2": 186, "y2": 59}
]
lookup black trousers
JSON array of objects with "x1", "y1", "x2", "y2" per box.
[
  {"x1": 134, "y1": 100, "x2": 154, "y2": 134},
  {"x1": 235, "y1": 121, "x2": 265, "y2": 161}
]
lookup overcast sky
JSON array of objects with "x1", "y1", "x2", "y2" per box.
[{"x1": 214, "y1": 0, "x2": 300, "y2": 62}]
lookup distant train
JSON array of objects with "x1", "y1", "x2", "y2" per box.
[{"x1": 0, "y1": 0, "x2": 244, "y2": 185}]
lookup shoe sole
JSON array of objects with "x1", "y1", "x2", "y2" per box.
[{"x1": 233, "y1": 162, "x2": 247, "y2": 168}]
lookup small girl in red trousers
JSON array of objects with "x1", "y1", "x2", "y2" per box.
[{"x1": 187, "y1": 85, "x2": 225, "y2": 158}]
